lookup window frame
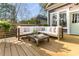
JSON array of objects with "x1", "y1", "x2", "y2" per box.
[
  {"x1": 52, "y1": 13, "x2": 57, "y2": 26},
  {"x1": 72, "y1": 13, "x2": 79, "y2": 23},
  {"x1": 59, "y1": 11, "x2": 67, "y2": 27}
]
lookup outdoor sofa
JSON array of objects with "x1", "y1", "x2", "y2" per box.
[{"x1": 17, "y1": 26, "x2": 63, "y2": 40}]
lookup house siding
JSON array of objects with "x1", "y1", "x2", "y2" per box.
[
  {"x1": 70, "y1": 23, "x2": 79, "y2": 35},
  {"x1": 47, "y1": 3, "x2": 79, "y2": 35},
  {"x1": 69, "y1": 4, "x2": 79, "y2": 35}
]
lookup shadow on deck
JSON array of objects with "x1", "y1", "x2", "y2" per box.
[
  {"x1": 61, "y1": 34, "x2": 79, "y2": 44},
  {"x1": 0, "y1": 36, "x2": 71, "y2": 56}
]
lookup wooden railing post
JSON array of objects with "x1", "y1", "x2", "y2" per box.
[
  {"x1": 17, "y1": 28, "x2": 20, "y2": 40},
  {"x1": 58, "y1": 26, "x2": 63, "y2": 40},
  {"x1": 58, "y1": 27, "x2": 60, "y2": 40},
  {"x1": 62, "y1": 28, "x2": 63, "y2": 38}
]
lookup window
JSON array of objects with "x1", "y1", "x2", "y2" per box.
[
  {"x1": 59, "y1": 12, "x2": 67, "y2": 27},
  {"x1": 52, "y1": 14, "x2": 57, "y2": 26},
  {"x1": 72, "y1": 13, "x2": 79, "y2": 23}
]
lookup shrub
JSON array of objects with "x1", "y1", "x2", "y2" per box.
[
  {"x1": 38, "y1": 24, "x2": 49, "y2": 26},
  {"x1": 0, "y1": 20, "x2": 12, "y2": 32},
  {"x1": 42, "y1": 24, "x2": 49, "y2": 26}
]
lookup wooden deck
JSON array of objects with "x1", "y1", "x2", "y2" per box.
[{"x1": 0, "y1": 34, "x2": 79, "y2": 56}]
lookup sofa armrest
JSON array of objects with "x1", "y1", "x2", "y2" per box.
[{"x1": 56, "y1": 26, "x2": 63, "y2": 40}]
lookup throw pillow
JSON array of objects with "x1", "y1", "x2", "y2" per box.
[{"x1": 49, "y1": 27, "x2": 52, "y2": 32}]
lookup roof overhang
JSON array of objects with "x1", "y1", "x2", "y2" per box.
[
  {"x1": 46, "y1": 3, "x2": 68, "y2": 11},
  {"x1": 46, "y1": 3, "x2": 52, "y2": 8}
]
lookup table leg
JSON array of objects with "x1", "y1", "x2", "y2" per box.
[
  {"x1": 28, "y1": 37, "x2": 30, "y2": 41},
  {"x1": 47, "y1": 38, "x2": 49, "y2": 42},
  {"x1": 35, "y1": 39, "x2": 39, "y2": 46}
]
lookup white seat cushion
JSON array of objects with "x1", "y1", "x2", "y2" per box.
[
  {"x1": 47, "y1": 32, "x2": 57, "y2": 36},
  {"x1": 38, "y1": 31, "x2": 47, "y2": 33},
  {"x1": 20, "y1": 31, "x2": 33, "y2": 35}
]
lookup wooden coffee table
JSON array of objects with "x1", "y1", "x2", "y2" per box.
[{"x1": 28, "y1": 34, "x2": 49, "y2": 46}]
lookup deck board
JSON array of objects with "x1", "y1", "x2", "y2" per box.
[
  {"x1": 20, "y1": 42, "x2": 34, "y2": 56},
  {"x1": 0, "y1": 34, "x2": 79, "y2": 56},
  {"x1": 0, "y1": 39, "x2": 5, "y2": 56},
  {"x1": 25, "y1": 43, "x2": 40, "y2": 56},
  {"x1": 31, "y1": 44, "x2": 49, "y2": 56},
  {"x1": 15, "y1": 44, "x2": 26, "y2": 56},
  {"x1": 10, "y1": 43, "x2": 19, "y2": 56},
  {"x1": 4, "y1": 39, "x2": 11, "y2": 56}
]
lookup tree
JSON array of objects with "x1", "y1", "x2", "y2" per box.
[
  {"x1": 39, "y1": 3, "x2": 47, "y2": 17},
  {"x1": 19, "y1": 19, "x2": 40, "y2": 25},
  {"x1": 0, "y1": 3, "x2": 16, "y2": 23},
  {"x1": 40, "y1": 3, "x2": 47, "y2": 9},
  {"x1": 16, "y1": 3, "x2": 31, "y2": 21}
]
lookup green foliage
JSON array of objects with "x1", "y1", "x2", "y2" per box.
[
  {"x1": 42, "y1": 24, "x2": 49, "y2": 26},
  {"x1": 38, "y1": 24, "x2": 48, "y2": 26},
  {"x1": 28, "y1": 19, "x2": 40, "y2": 24},
  {"x1": 0, "y1": 20, "x2": 12, "y2": 32},
  {"x1": 39, "y1": 3, "x2": 47, "y2": 17},
  {"x1": 40, "y1": 3, "x2": 47, "y2": 9},
  {"x1": 20, "y1": 19, "x2": 40, "y2": 25}
]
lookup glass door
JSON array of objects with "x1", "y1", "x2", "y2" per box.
[
  {"x1": 70, "y1": 11, "x2": 79, "y2": 35},
  {"x1": 52, "y1": 13, "x2": 57, "y2": 26},
  {"x1": 59, "y1": 11, "x2": 67, "y2": 33}
]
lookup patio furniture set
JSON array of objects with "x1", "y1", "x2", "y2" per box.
[{"x1": 17, "y1": 26, "x2": 63, "y2": 46}]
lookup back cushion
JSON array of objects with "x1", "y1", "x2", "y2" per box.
[
  {"x1": 41, "y1": 27, "x2": 45, "y2": 31},
  {"x1": 33, "y1": 26, "x2": 41, "y2": 31},
  {"x1": 24, "y1": 28, "x2": 30, "y2": 32},
  {"x1": 49, "y1": 27, "x2": 52, "y2": 32},
  {"x1": 20, "y1": 27, "x2": 29, "y2": 32},
  {"x1": 38, "y1": 26, "x2": 45, "y2": 31},
  {"x1": 53, "y1": 27, "x2": 56, "y2": 33},
  {"x1": 56, "y1": 26, "x2": 62, "y2": 34},
  {"x1": 51, "y1": 27, "x2": 56, "y2": 33},
  {"x1": 46, "y1": 27, "x2": 50, "y2": 32},
  {"x1": 19, "y1": 27, "x2": 31, "y2": 35}
]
